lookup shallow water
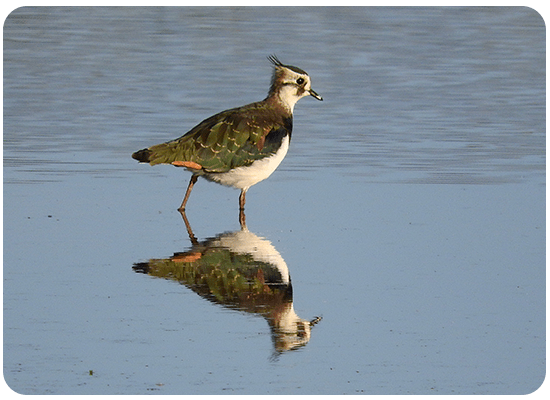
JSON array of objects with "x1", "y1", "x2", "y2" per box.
[{"x1": 3, "y1": 7, "x2": 545, "y2": 395}]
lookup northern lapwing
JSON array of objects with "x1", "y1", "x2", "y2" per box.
[{"x1": 132, "y1": 55, "x2": 322, "y2": 213}]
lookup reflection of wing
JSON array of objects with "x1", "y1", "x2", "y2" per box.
[
  {"x1": 133, "y1": 102, "x2": 293, "y2": 173},
  {"x1": 133, "y1": 230, "x2": 291, "y2": 311},
  {"x1": 135, "y1": 248, "x2": 291, "y2": 310}
]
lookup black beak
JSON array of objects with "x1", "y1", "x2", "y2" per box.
[{"x1": 309, "y1": 89, "x2": 323, "y2": 101}]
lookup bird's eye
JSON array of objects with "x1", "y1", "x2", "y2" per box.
[{"x1": 296, "y1": 77, "x2": 305, "y2": 85}]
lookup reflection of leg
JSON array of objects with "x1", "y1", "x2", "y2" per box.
[
  {"x1": 239, "y1": 207, "x2": 247, "y2": 231},
  {"x1": 179, "y1": 175, "x2": 198, "y2": 211},
  {"x1": 238, "y1": 189, "x2": 247, "y2": 230},
  {"x1": 178, "y1": 209, "x2": 199, "y2": 245}
]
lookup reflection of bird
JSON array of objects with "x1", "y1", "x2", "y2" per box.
[
  {"x1": 132, "y1": 55, "x2": 322, "y2": 212},
  {"x1": 133, "y1": 212, "x2": 321, "y2": 356}
]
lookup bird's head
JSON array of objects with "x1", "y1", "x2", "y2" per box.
[{"x1": 267, "y1": 55, "x2": 322, "y2": 112}]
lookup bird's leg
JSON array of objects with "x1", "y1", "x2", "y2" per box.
[
  {"x1": 239, "y1": 189, "x2": 246, "y2": 211},
  {"x1": 178, "y1": 175, "x2": 198, "y2": 212},
  {"x1": 238, "y1": 189, "x2": 247, "y2": 230}
]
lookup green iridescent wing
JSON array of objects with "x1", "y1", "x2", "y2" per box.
[{"x1": 144, "y1": 102, "x2": 291, "y2": 173}]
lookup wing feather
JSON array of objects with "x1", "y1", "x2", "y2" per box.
[{"x1": 139, "y1": 102, "x2": 291, "y2": 173}]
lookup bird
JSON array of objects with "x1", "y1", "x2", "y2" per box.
[{"x1": 132, "y1": 55, "x2": 322, "y2": 213}]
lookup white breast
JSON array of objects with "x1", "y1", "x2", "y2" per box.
[
  {"x1": 211, "y1": 230, "x2": 290, "y2": 284},
  {"x1": 204, "y1": 135, "x2": 290, "y2": 191}
]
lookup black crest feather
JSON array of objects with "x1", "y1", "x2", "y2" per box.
[{"x1": 267, "y1": 54, "x2": 284, "y2": 67}]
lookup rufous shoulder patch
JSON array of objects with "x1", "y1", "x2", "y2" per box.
[
  {"x1": 171, "y1": 252, "x2": 202, "y2": 263},
  {"x1": 172, "y1": 161, "x2": 202, "y2": 170}
]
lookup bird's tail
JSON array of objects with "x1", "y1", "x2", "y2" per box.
[
  {"x1": 132, "y1": 141, "x2": 202, "y2": 167},
  {"x1": 132, "y1": 148, "x2": 152, "y2": 163}
]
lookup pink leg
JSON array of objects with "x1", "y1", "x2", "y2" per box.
[
  {"x1": 239, "y1": 189, "x2": 246, "y2": 211},
  {"x1": 178, "y1": 175, "x2": 198, "y2": 211}
]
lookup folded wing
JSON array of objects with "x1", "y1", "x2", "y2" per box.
[{"x1": 132, "y1": 102, "x2": 292, "y2": 173}]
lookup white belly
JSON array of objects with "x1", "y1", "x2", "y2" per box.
[{"x1": 204, "y1": 135, "x2": 289, "y2": 191}]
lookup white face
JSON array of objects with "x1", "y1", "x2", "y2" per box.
[{"x1": 277, "y1": 68, "x2": 318, "y2": 112}]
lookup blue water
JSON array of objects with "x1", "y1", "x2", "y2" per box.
[{"x1": 3, "y1": 7, "x2": 545, "y2": 395}]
